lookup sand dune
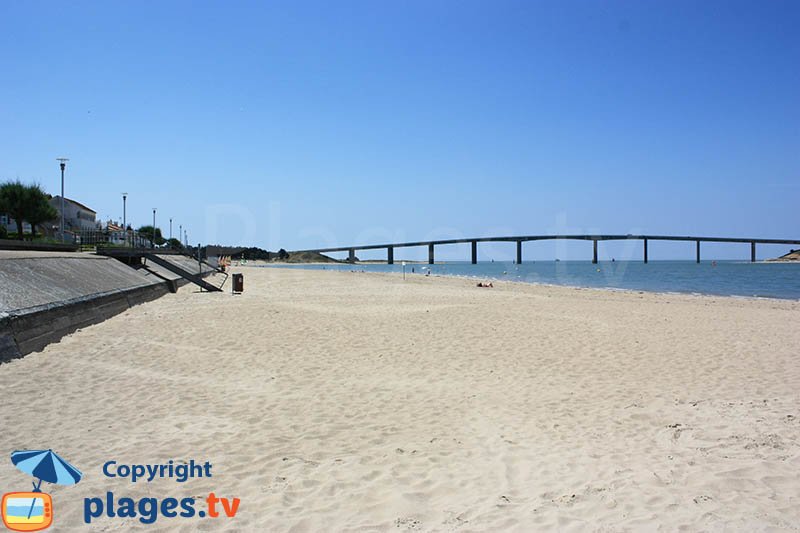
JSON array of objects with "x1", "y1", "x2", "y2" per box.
[{"x1": 1, "y1": 267, "x2": 798, "y2": 531}]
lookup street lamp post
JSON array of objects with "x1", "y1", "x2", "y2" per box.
[
  {"x1": 122, "y1": 193, "x2": 128, "y2": 246},
  {"x1": 179, "y1": 224, "x2": 182, "y2": 248},
  {"x1": 152, "y1": 208, "x2": 157, "y2": 249},
  {"x1": 169, "y1": 218, "x2": 173, "y2": 241},
  {"x1": 56, "y1": 158, "x2": 69, "y2": 242}
]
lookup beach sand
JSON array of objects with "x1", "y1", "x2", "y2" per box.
[{"x1": 1, "y1": 267, "x2": 799, "y2": 531}]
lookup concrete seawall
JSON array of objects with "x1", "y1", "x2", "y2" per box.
[{"x1": 0, "y1": 252, "x2": 216, "y2": 362}]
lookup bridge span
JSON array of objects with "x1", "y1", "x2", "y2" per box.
[{"x1": 293, "y1": 234, "x2": 800, "y2": 265}]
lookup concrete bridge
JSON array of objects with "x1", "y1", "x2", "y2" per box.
[{"x1": 293, "y1": 234, "x2": 800, "y2": 265}]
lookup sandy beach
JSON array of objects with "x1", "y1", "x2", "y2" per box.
[{"x1": 1, "y1": 267, "x2": 799, "y2": 532}]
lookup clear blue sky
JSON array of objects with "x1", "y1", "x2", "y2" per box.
[{"x1": 1, "y1": 0, "x2": 798, "y2": 260}]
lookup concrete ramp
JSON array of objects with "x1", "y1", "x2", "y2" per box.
[
  {"x1": 0, "y1": 252, "x2": 176, "y2": 361},
  {"x1": 144, "y1": 253, "x2": 225, "y2": 292},
  {"x1": 0, "y1": 252, "x2": 166, "y2": 313}
]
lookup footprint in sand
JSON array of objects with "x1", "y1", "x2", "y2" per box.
[{"x1": 395, "y1": 517, "x2": 422, "y2": 530}]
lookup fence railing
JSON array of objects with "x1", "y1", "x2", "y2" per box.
[{"x1": 74, "y1": 229, "x2": 177, "y2": 249}]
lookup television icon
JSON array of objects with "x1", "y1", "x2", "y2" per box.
[{"x1": 1, "y1": 492, "x2": 53, "y2": 532}]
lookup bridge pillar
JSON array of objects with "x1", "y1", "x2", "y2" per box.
[
  {"x1": 471, "y1": 241, "x2": 477, "y2": 264},
  {"x1": 696, "y1": 240, "x2": 700, "y2": 263},
  {"x1": 516, "y1": 241, "x2": 522, "y2": 264},
  {"x1": 643, "y1": 238, "x2": 648, "y2": 264},
  {"x1": 387, "y1": 246, "x2": 394, "y2": 265},
  {"x1": 348, "y1": 248, "x2": 355, "y2": 263},
  {"x1": 750, "y1": 242, "x2": 756, "y2": 263},
  {"x1": 592, "y1": 240, "x2": 598, "y2": 264},
  {"x1": 428, "y1": 243, "x2": 435, "y2": 264}
]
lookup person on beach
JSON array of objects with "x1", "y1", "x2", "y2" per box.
[{"x1": 477, "y1": 282, "x2": 493, "y2": 288}]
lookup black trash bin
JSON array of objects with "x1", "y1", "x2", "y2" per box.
[{"x1": 232, "y1": 273, "x2": 244, "y2": 294}]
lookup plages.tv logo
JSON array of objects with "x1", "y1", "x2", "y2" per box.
[{"x1": 2, "y1": 449, "x2": 82, "y2": 532}]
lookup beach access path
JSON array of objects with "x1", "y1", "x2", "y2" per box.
[{"x1": 0, "y1": 267, "x2": 798, "y2": 531}]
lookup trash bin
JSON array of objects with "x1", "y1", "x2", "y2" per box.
[{"x1": 232, "y1": 273, "x2": 244, "y2": 294}]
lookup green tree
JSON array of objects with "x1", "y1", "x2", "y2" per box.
[
  {"x1": 138, "y1": 225, "x2": 165, "y2": 246},
  {"x1": 0, "y1": 181, "x2": 29, "y2": 240},
  {"x1": 166, "y1": 237, "x2": 183, "y2": 249},
  {"x1": 25, "y1": 184, "x2": 58, "y2": 239}
]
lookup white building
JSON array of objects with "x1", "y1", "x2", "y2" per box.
[
  {"x1": 1, "y1": 195, "x2": 97, "y2": 238},
  {"x1": 49, "y1": 196, "x2": 98, "y2": 232}
]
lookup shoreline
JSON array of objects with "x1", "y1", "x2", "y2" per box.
[{"x1": 249, "y1": 263, "x2": 800, "y2": 304}]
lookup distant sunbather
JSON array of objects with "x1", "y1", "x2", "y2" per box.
[{"x1": 477, "y1": 282, "x2": 493, "y2": 288}]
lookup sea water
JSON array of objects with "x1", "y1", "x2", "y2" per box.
[{"x1": 264, "y1": 261, "x2": 800, "y2": 300}]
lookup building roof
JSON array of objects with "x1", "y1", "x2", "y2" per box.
[{"x1": 51, "y1": 196, "x2": 97, "y2": 214}]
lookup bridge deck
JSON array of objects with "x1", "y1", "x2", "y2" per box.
[
  {"x1": 292, "y1": 234, "x2": 800, "y2": 265},
  {"x1": 294, "y1": 235, "x2": 800, "y2": 254}
]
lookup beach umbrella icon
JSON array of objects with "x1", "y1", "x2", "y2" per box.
[{"x1": 10, "y1": 449, "x2": 82, "y2": 519}]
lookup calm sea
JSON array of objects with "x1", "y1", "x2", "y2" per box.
[{"x1": 265, "y1": 261, "x2": 800, "y2": 300}]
